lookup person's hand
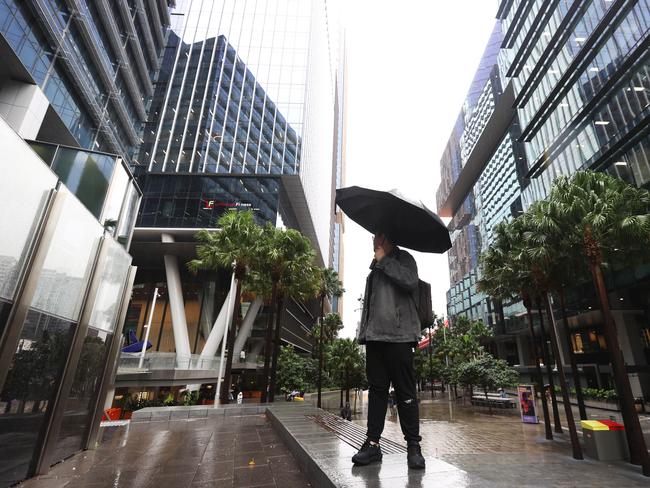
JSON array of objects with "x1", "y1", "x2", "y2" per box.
[{"x1": 374, "y1": 244, "x2": 386, "y2": 261}]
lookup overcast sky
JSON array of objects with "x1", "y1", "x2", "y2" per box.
[{"x1": 339, "y1": 1, "x2": 500, "y2": 338}]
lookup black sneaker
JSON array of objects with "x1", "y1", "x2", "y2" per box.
[
  {"x1": 407, "y1": 442, "x2": 425, "y2": 469},
  {"x1": 351, "y1": 439, "x2": 382, "y2": 465}
]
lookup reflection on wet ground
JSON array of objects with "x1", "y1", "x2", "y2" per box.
[
  {"x1": 17, "y1": 394, "x2": 650, "y2": 487},
  {"x1": 343, "y1": 392, "x2": 650, "y2": 487},
  {"x1": 18, "y1": 414, "x2": 309, "y2": 488}
]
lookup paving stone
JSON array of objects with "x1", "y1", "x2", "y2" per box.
[{"x1": 18, "y1": 411, "x2": 307, "y2": 488}]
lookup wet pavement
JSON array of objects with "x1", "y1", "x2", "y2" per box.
[
  {"x1": 18, "y1": 414, "x2": 310, "y2": 488},
  {"x1": 346, "y1": 393, "x2": 650, "y2": 487},
  {"x1": 16, "y1": 394, "x2": 650, "y2": 487}
]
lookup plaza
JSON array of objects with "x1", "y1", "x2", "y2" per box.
[
  {"x1": 1, "y1": 0, "x2": 650, "y2": 486},
  {"x1": 15, "y1": 395, "x2": 650, "y2": 487}
]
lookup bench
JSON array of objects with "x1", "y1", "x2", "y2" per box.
[
  {"x1": 306, "y1": 411, "x2": 406, "y2": 454},
  {"x1": 471, "y1": 396, "x2": 516, "y2": 409}
]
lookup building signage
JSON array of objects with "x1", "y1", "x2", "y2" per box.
[
  {"x1": 202, "y1": 200, "x2": 254, "y2": 210},
  {"x1": 518, "y1": 384, "x2": 538, "y2": 424}
]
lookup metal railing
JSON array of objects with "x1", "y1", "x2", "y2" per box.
[{"x1": 117, "y1": 352, "x2": 221, "y2": 373}]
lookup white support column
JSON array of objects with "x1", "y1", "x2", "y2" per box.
[
  {"x1": 201, "y1": 273, "x2": 237, "y2": 358},
  {"x1": 161, "y1": 233, "x2": 191, "y2": 360},
  {"x1": 215, "y1": 272, "x2": 237, "y2": 407},
  {"x1": 233, "y1": 296, "x2": 263, "y2": 360}
]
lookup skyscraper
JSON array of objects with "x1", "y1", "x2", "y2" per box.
[
  {"x1": 438, "y1": 0, "x2": 650, "y2": 400},
  {"x1": 109, "y1": 0, "x2": 344, "y2": 408},
  {"x1": 436, "y1": 22, "x2": 516, "y2": 327},
  {"x1": 0, "y1": 1, "x2": 171, "y2": 485}
]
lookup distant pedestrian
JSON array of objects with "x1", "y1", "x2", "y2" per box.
[
  {"x1": 237, "y1": 391, "x2": 243, "y2": 405},
  {"x1": 341, "y1": 402, "x2": 352, "y2": 421},
  {"x1": 389, "y1": 389, "x2": 397, "y2": 416}
]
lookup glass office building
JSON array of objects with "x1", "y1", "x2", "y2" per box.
[
  {"x1": 436, "y1": 22, "x2": 515, "y2": 326},
  {"x1": 135, "y1": 0, "x2": 339, "y2": 261},
  {"x1": 438, "y1": 0, "x2": 650, "y2": 399},
  {"x1": 0, "y1": 1, "x2": 170, "y2": 485},
  {"x1": 110, "y1": 0, "x2": 343, "y2": 407},
  {"x1": 0, "y1": 121, "x2": 140, "y2": 486},
  {"x1": 0, "y1": 0, "x2": 171, "y2": 159}
]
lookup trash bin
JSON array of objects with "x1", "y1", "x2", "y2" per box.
[{"x1": 581, "y1": 420, "x2": 629, "y2": 461}]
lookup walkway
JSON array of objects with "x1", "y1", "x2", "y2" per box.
[
  {"x1": 349, "y1": 393, "x2": 649, "y2": 486},
  {"x1": 18, "y1": 412, "x2": 309, "y2": 488},
  {"x1": 16, "y1": 396, "x2": 650, "y2": 487}
]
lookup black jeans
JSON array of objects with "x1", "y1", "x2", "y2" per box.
[{"x1": 365, "y1": 341, "x2": 421, "y2": 444}]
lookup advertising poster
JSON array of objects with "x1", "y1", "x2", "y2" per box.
[{"x1": 518, "y1": 385, "x2": 539, "y2": 424}]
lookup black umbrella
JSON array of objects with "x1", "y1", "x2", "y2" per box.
[{"x1": 335, "y1": 186, "x2": 451, "y2": 253}]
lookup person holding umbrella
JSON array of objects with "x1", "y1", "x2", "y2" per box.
[{"x1": 336, "y1": 186, "x2": 451, "y2": 471}]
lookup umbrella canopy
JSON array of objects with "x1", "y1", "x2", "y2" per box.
[{"x1": 335, "y1": 186, "x2": 451, "y2": 253}]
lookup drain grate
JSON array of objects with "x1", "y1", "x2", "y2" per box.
[{"x1": 307, "y1": 411, "x2": 407, "y2": 454}]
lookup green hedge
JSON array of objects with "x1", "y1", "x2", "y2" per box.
[{"x1": 554, "y1": 386, "x2": 617, "y2": 402}]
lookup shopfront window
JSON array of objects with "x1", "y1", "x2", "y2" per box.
[{"x1": 0, "y1": 188, "x2": 102, "y2": 485}]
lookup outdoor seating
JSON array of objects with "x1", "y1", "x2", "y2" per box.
[{"x1": 471, "y1": 395, "x2": 516, "y2": 409}]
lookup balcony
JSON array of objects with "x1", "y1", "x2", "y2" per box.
[
  {"x1": 28, "y1": 140, "x2": 141, "y2": 248},
  {"x1": 114, "y1": 351, "x2": 262, "y2": 388},
  {"x1": 118, "y1": 352, "x2": 221, "y2": 372}
]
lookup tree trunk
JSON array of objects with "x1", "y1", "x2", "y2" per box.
[
  {"x1": 340, "y1": 375, "x2": 344, "y2": 409},
  {"x1": 345, "y1": 369, "x2": 350, "y2": 403},
  {"x1": 544, "y1": 293, "x2": 583, "y2": 460},
  {"x1": 268, "y1": 295, "x2": 286, "y2": 402},
  {"x1": 537, "y1": 298, "x2": 563, "y2": 434},
  {"x1": 589, "y1": 261, "x2": 650, "y2": 475},
  {"x1": 428, "y1": 336, "x2": 434, "y2": 399},
  {"x1": 523, "y1": 294, "x2": 553, "y2": 440},
  {"x1": 260, "y1": 282, "x2": 278, "y2": 403},
  {"x1": 558, "y1": 288, "x2": 587, "y2": 420},
  {"x1": 317, "y1": 295, "x2": 325, "y2": 408},
  {"x1": 220, "y1": 278, "x2": 243, "y2": 404}
]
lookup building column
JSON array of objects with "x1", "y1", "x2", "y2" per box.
[
  {"x1": 495, "y1": 340, "x2": 508, "y2": 361},
  {"x1": 200, "y1": 276, "x2": 237, "y2": 358},
  {"x1": 161, "y1": 233, "x2": 191, "y2": 359},
  {"x1": 516, "y1": 333, "x2": 530, "y2": 366},
  {"x1": 613, "y1": 311, "x2": 648, "y2": 399},
  {"x1": 233, "y1": 296, "x2": 263, "y2": 360}
]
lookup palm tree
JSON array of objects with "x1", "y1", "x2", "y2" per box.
[
  {"x1": 316, "y1": 268, "x2": 344, "y2": 408},
  {"x1": 479, "y1": 220, "x2": 554, "y2": 441},
  {"x1": 322, "y1": 312, "x2": 344, "y2": 342},
  {"x1": 254, "y1": 225, "x2": 319, "y2": 402},
  {"x1": 524, "y1": 199, "x2": 588, "y2": 420},
  {"x1": 519, "y1": 203, "x2": 582, "y2": 459},
  {"x1": 548, "y1": 171, "x2": 650, "y2": 474},
  {"x1": 329, "y1": 338, "x2": 365, "y2": 407},
  {"x1": 188, "y1": 210, "x2": 263, "y2": 404}
]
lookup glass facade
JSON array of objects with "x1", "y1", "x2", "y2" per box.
[
  {"x1": 0, "y1": 0, "x2": 170, "y2": 159},
  {"x1": 143, "y1": 35, "x2": 301, "y2": 175},
  {"x1": 136, "y1": 0, "x2": 340, "y2": 261},
  {"x1": 496, "y1": 0, "x2": 650, "y2": 208},
  {"x1": 437, "y1": 22, "x2": 515, "y2": 325},
  {"x1": 0, "y1": 116, "x2": 138, "y2": 486},
  {"x1": 439, "y1": 0, "x2": 650, "y2": 396},
  {"x1": 137, "y1": 174, "x2": 280, "y2": 228}
]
